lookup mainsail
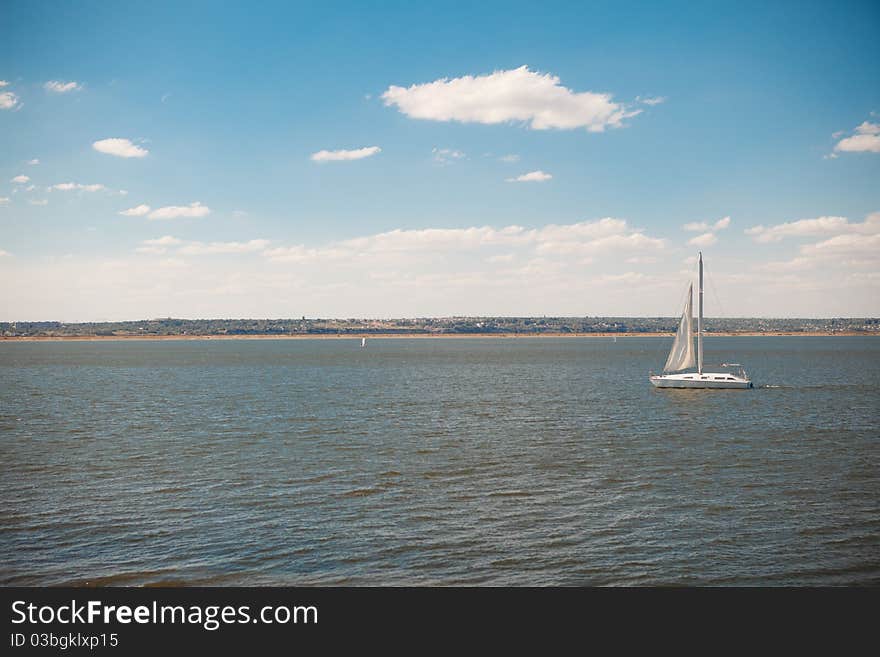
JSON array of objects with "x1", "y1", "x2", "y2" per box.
[{"x1": 663, "y1": 283, "x2": 696, "y2": 372}]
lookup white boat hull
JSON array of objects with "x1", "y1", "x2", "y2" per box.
[{"x1": 650, "y1": 372, "x2": 752, "y2": 389}]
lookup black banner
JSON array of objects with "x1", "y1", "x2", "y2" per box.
[{"x1": 1, "y1": 587, "x2": 875, "y2": 652}]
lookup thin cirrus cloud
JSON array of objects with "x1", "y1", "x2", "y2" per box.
[
  {"x1": 310, "y1": 146, "x2": 381, "y2": 162},
  {"x1": 52, "y1": 182, "x2": 105, "y2": 192},
  {"x1": 118, "y1": 204, "x2": 151, "y2": 217},
  {"x1": 832, "y1": 120, "x2": 880, "y2": 154},
  {"x1": 92, "y1": 138, "x2": 149, "y2": 158},
  {"x1": 506, "y1": 170, "x2": 552, "y2": 183},
  {"x1": 432, "y1": 148, "x2": 465, "y2": 165},
  {"x1": 147, "y1": 202, "x2": 211, "y2": 220},
  {"x1": 382, "y1": 65, "x2": 643, "y2": 132},
  {"x1": 44, "y1": 80, "x2": 82, "y2": 93}
]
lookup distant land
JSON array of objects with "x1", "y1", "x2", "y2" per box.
[{"x1": 2, "y1": 317, "x2": 878, "y2": 339}]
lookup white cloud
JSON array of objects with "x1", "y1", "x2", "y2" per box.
[
  {"x1": 432, "y1": 148, "x2": 465, "y2": 165},
  {"x1": 92, "y1": 138, "x2": 149, "y2": 158},
  {"x1": 688, "y1": 232, "x2": 718, "y2": 247},
  {"x1": 44, "y1": 80, "x2": 82, "y2": 93},
  {"x1": 27, "y1": 159, "x2": 39, "y2": 165},
  {"x1": 29, "y1": 199, "x2": 48, "y2": 206},
  {"x1": 683, "y1": 216, "x2": 730, "y2": 231},
  {"x1": 5, "y1": 213, "x2": 877, "y2": 319},
  {"x1": 310, "y1": 146, "x2": 381, "y2": 162},
  {"x1": 52, "y1": 182, "x2": 105, "y2": 192},
  {"x1": 136, "y1": 236, "x2": 269, "y2": 256},
  {"x1": 382, "y1": 65, "x2": 640, "y2": 132},
  {"x1": 119, "y1": 204, "x2": 151, "y2": 217},
  {"x1": 745, "y1": 214, "x2": 879, "y2": 243},
  {"x1": 178, "y1": 239, "x2": 271, "y2": 255},
  {"x1": 800, "y1": 232, "x2": 880, "y2": 258},
  {"x1": 0, "y1": 80, "x2": 8, "y2": 87},
  {"x1": 833, "y1": 120, "x2": 880, "y2": 154},
  {"x1": 264, "y1": 217, "x2": 663, "y2": 265},
  {"x1": 499, "y1": 154, "x2": 520, "y2": 163},
  {"x1": 11, "y1": 175, "x2": 30, "y2": 184},
  {"x1": 0, "y1": 197, "x2": 9, "y2": 205},
  {"x1": 756, "y1": 213, "x2": 880, "y2": 274},
  {"x1": 637, "y1": 96, "x2": 666, "y2": 106},
  {"x1": 148, "y1": 202, "x2": 211, "y2": 220},
  {"x1": 0, "y1": 90, "x2": 21, "y2": 110},
  {"x1": 144, "y1": 236, "x2": 183, "y2": 246},
  {"x1": 506, "y1": 170, "x2": 552, "y2": 183},
  {"x1": 0, "y1": 249, "x2": 10, "y2": 257}
]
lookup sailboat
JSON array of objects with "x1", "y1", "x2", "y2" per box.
[
  {"x1": 361, "y1": 337, "x2": 366, "y2": 348},
  {"x1": 649, "y1": 252, "x2": 752, "y2": 389}
]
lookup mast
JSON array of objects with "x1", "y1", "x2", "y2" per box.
[{"x1": 698, "y1": 251, "x2": 703, "y2": 374}]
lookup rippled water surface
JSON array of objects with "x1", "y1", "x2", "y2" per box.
[{"x1": 1, "y1": 337, "x2": 878, "y2": 585}]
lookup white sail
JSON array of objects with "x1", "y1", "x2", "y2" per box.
[{"x1": 663, "y1": 283, "x2": 696, "y2": 372}]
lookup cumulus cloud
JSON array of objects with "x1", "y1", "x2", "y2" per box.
[
  {"x1": 92, "y1": 138, "x2": 149, "y2": 158},
  {"x1": 7, "y1": 212, "x2": 876, "y2": 318},
  {"x1": 44, "y1": 80, "x2": 82, "y2": 93},
  {"x1": 833, "y1": 120, "x2": 880, "y2": 154},
  {"x1": 118, "y1": 204, "x2": 151, "y2": 217},
  {"x1": 506, "y1": 170, "x2": 552, "y2": 183},
  {"x1": 148, "y1": 202, "x2": 211, "y2": 220},
  {"x1": 382, "y1": 65, "x2": 640, "y2": 132},
  {"x1": 11, "y1": 175, "x2": 30, "y2": 184},
  {"x1": 683, "y1": 216, "x2": 730, "y2": 232},
  {"x1": 0, "y1": 90, "x2": 21, "y2": 110},
  {"x1": 800, "y1": 232, "x2": 880, "y2": 258},
  {"x1": 264, "y1": 217, "x2": 663, "y2": 264},
  {"x1": 310, "y1": 146, "x2": 381, "y2": 162},
  {"x1": 0, "y1": 80, "x2": 7, "y2": 87},
  {"x1": 756, "y1": 213, "x2": 880, "y2": 274},
  {"x1": 681, "y1": 216, "x2": 730, "y2": 246},
  {"x1": 745, "y1": 214, "x2": 878, "y2": 243},
  {"x1": 688, "y1": 232, "x2": 718, "y2": 247},
  {"x1": 52, "y1": 182, "x2": 105, "y2": 192}
]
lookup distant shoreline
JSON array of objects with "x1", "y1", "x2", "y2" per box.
[{"x1": 1, "y1": 331, "x2": 874, "y2": 342}]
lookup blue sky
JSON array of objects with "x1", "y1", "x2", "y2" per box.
[{"x1": 1, "y1": 0, "x2": 878, "y2": 320}]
